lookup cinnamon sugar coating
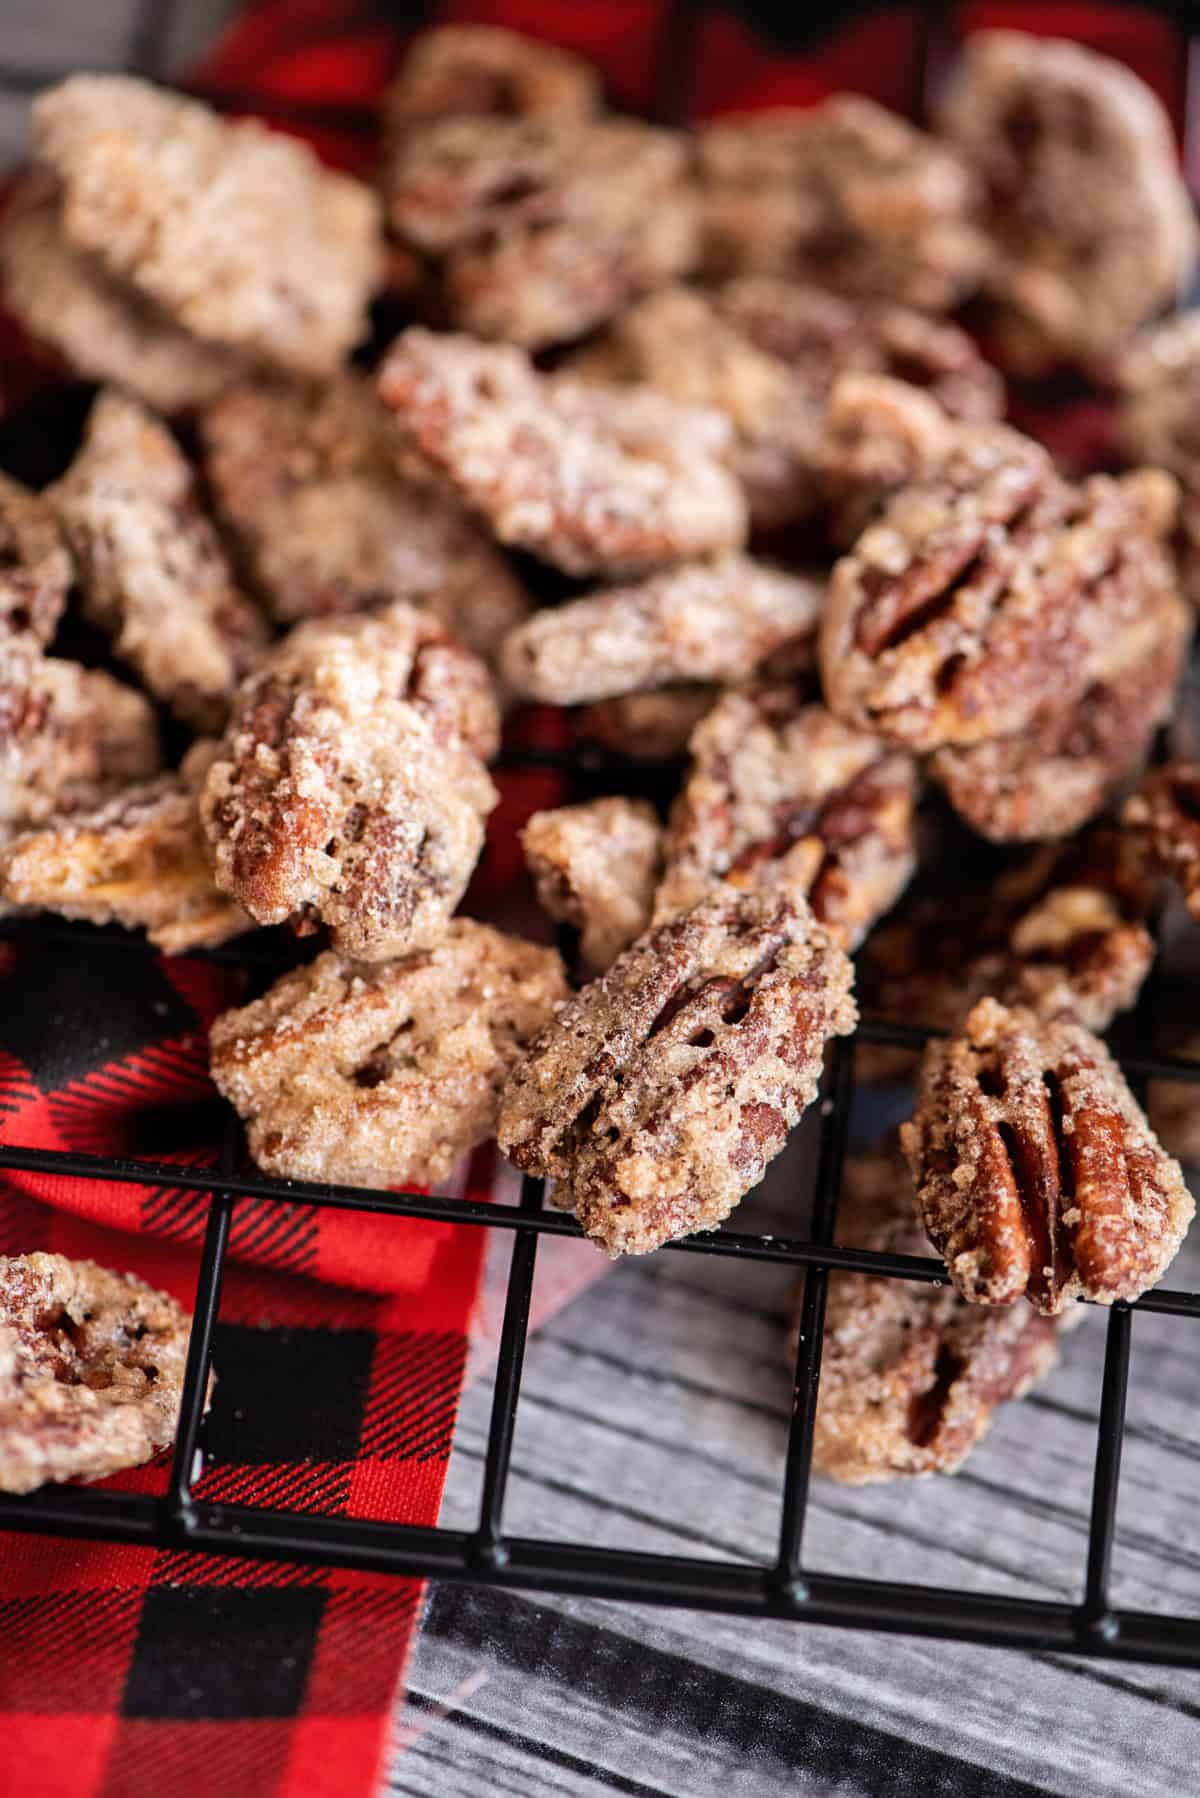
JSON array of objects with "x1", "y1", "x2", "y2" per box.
[
  {"x1": 1123, "y1": 764, "x2": 1200, "y2": 920},
  {"x1": 697, "y1": 95, "x2": 988, "y2": 310},
  {"x1": 0, "y1": 648, "x2": 160, "y2": 827},
  {"x1": 200, "y1": 604, "x2": 498, "y2": 960},
  {"x1": 820, "y1": 430, "x2": 1182, "y2": 751},
  {"x1": 200, "y1": 371, "x2": 530, "y2": 658},
  {"x1": 33, "y1": 75, "x2": 382, "y2": 376},
  {"x1": 929, "y1": 603, "x2": 1189, "y2": 841},
  {"x1": 210, "y1": 921, "x2": 568, "y2": 1189},
  {"x1": 654, "y1": 690, "x2": 916, "y2": 950},
  {"x1": 576, "y1": 687, "x2": 718, "y2": 762},
  {"x1": 937, "y1": 32, "x2": 1197, "y2": 374},
  {"x1": 522, "y1": 797, "x2": 662, "y2": 972},
  {"x1": 383, "y1": 114, "x2": 698, "y2": 347},
  {"x1": 498, "y1": 888, "x2": 857, "y2": 1254},
  {"x1": 902, "y1": 998, "x2": 1192, "y2": 1314},
  {"x1": 804, "y1": 1148, "x2": 1061, "y2": 1483},
  {"x1": 0, "y1": 179, "x2": 246, "y2": 414},
  {"x1": 383, "y1": 24, "x2": 600, "y2": 134},
  {"x1": 377, "y1": 328, "x2": 747, "y2": 577},
  {"x1": 0, "y1": 742, "x2": 249, "y2": 954},
  {"x1": 49, "y1": 390, "x2": 269, "y2": 731},
  {"x1": 499, "y1": 557, "x2": 821, "y2": 705},
  {"x1": 0, "y1": 1253, "x2": 193, "y2": 1494},
  {"x1": 0, "y1": 471, "x2": 71, "y2": 649},
  {"x1": 1118, "y1": 311, "x2": 1200, "y2": 602}
]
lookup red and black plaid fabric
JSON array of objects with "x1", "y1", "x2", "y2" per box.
[{"x1": 0, "y1": 4, "x2": 1190, "y2": 1796}]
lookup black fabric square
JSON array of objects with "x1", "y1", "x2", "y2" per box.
[
  {"x1": 122, "y1": 1586, "x2": 326, "y2": 1719},
  {"x1": 201, "y1": 1324, "x2": 376, "y2": 1467},
  {"x1": 0, "y1": 942, "x2": 197, "y2": 1091}
]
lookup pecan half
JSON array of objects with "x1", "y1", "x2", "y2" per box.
[
  {"x1": 0, "y1": 472, "x2": 71, "y2": 650},
  {"x1": 1123, "y1": 764, "x2": 1200, "y2": 920},
  {"x1": 901, "y1": 997, "x2": 1193, "y2": 1313},
  {"x1": 522, "y1": 797, "x2": 662, "y2": 973},
  {"x1": 1146, "y1": 1033, "x2": 1200, "y2": 1169},
  {"x1": 499, "y1": 557, "x2": 822, "y2": 705},
  {"x1": 384, "y1": 114, "x2": 698, "y2": 348},
  {"x1": 0, "y1": 741, "x2": 249, "y2": 954},
  {"x1": 820, "y1": 434, "x2": 1182, "y2": 750},
  {"x1": 200, "y1": 371, "x2": 530, "y2": 659},
  {"x1": 1118, "y1": 312, "x2": 1200, "y2": 603},
  {"x1": 48, "y1": 388, "x2": 269, "y2": 731},
  {"x1": 377, "y1": 329, "x2": 747, "y2": 577},
  {"x1": 937, "y1": 32, "x2": 1197, "y2": 374},
  {"x1": 930, "y1": 598, "x2": 1189, "y2": 840},
  {"x1": 199, "y1": 603, "x2": 498, "y2": 960},
  {"x1": 497, "y1": 888, "x2": 857, "y2": 1254},
  {"x1": 697, "y1": 94, "x2": 988, "y2": 310},
  {"x1": 803, "y1": 1146, "x2": 1063, "y2": 1484},
  {"x1": 576, "y1": 686, "x2": 719, "y2": 762},
  {"x1": 0, "y1": 1253, "x2": 194, "y2": 1494},
  {"x1": 382, "y1": 24, "x2": 600, "y2": 138},
  {"x1": 210, "y1": 921, "x2": 568, "y2": 1189},
  {"x1": 0, "y1": 648, "x2": 160, "y2": 827},
  {"x1": 654, "y1": 689, "x2": 916, "y2": 950}
]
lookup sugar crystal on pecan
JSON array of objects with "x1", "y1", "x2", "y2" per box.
[
  {"x1": 0, "y1": 647, "x2": 160, "y2": 827},
  {"x1": 522, "y1": 797, "x2": 662, "y2": 973},
  {"x1": 1123, "y1": 764, "x2": 1200, "y2": 921}
]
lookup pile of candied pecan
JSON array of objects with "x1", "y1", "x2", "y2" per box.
[{"x1": 2, "y1": 24, "x2": 1199, "y2": 1487}]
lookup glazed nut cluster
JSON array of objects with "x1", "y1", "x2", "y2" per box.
[{"x1": 2, "y1": 24, "x2": 1199, "y2": 1496}]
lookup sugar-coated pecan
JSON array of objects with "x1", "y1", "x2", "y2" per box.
[
  {"x1": 0, "y1": 177, "x2": 248, "y2": 414},
  {"x1": 0, "y1": 471, "x2": 71, "y2": 649},
  {"x1": 1146, "y1": 1033, "x2": 1200, "y2": 1169},
  {"x1": 384, "y1": 114, "x2": 698, "y2": 348},
  {"x1": 522, "y1": 797, "x2": 662, "y2": 973},
  {"x1": 499, "y1": 557, "x2": 821, "y2": 705},
  {"x1": 576, "y1": 686, "x2": 719, "y2": 762},
  {"x1": 902, "y1": 997, "x2": 1193, "y2": 1313},
  {"x1": 33, "y1": 75, "x2": 382, "y2": 376},
  {"x1": 377, "y1": 329, "x2": 747, "y2": 576},
  {"x1": 200, "y1": 371, "x2": 529, "y2": 658},
  {"x1": 0, "y1": 1253, "x2": 193, "y2": 1494},
  {"x1": 1119, "y1": 312, "x2": 1200, "y2": 603},
  {"x1": 937, "y1": 32, "x2": 1197, "y2": 374},
  {"x1": 697, "y1": 95, "x2": 988, "y2": 309},
  {"x1": 802, "y1": 1146, "x2": 1063, "y2": 1483},
  {"x1": 49, "y1": 389, "x2": 269, "y2": 731},
  {"x1": 654, "y1": 690, "x2": 916, "y2": 950},
  {"x1": 200, "y1": 603, "x2": 498, "y2": 960},
  {"x1": 930, "y1": 599, "x2": 1189, "y2": 840},
  {"x1": 382, "y1": 24, "x2": 600, "y2": 136},
  {"x1": 498, "y1": 888, "x2": 857, "y2": 1254},
  {"x1": 0, "y1": 647, "x2": 160, "y2": 827},
  {"x1": 210, "y1": 921, "x2": 568, "y2": 1189},
  {"x1": 820, "y1": 434, "x2": 1182, "y2": 750},
  {"x1": 1124, "y1": 764, "x2": 1200, "y2": 920},
  {"x1": 859, "y1": 829, "x2": 1158, "y2": 1041},
  {"x1": 0, "y1": 741, "x2": 249, "y2": 954}
]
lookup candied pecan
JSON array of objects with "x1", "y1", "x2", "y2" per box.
[
  {"x1": 377, "y1": 329, "x2": 746, "y2": 576},
  {"x1": 522, "y1": 797, "x2": 662, "y2": 972},
  {"x1": 0, "y1": 647, "x2": 160, "y2": 827},
  {"x1": 500, "y1": 557, "x2": 821, "y2": 705},
  {"x1": 697, "y1": 94, "x2": 988, "y2": 310},
  {"x1": 1147, "y1": 1035, "x2": 1200, "y2": 1169},
  {"x1": 859, "y1": 829, "x2": 1158, "y2": 1040},
  {"x1": 498, "y1": 888, "x2": 857, "y2": 1254},
  {"x1": 210, "y1": 921, "x2": 568, "y2": 1189},
  {"x1": 1118, "y1": 312, "x2": 1200, "y2": 603},
  {"x1": 382, "y1": 24, "x2": 600, "y2": 135},
  {"x1": 200, "y1": 604, "x2": 498, "y2": 960},
  {"x1": 803, "y1": 1146, "x2": 1062, "y2": 1483},
  {"x1": 0, "y1": 1252, "x2": 194, "y2": 1494},
  {"x1": 384, "y1": 113, "x2": 698, "y2": 347},
  {"x1": 938, "y1": 32, "x2": 1197, "y2": 374},
  {"x1": 33, "y1": 75, "x2": 382, "y2": 376},
  {"x1": 576, "y1": 686, "x2": 719, "y2": 762},
  {"x1": 930, "y1": 600, "x2": 1189, "y2": 841},
  {"x1": 902, "y1": 997, "x2": 1193, "y2": 1313},
  {"x1": 200, "y1": 371, "x2": 530, "y2": 658},
  {"x1": 0, "y1": 742, "x2": 249, "y2": 954},
  {"x1": 1124, "y1": 764, "x2": 1200, "y2": 920},
  {"x1": 0, "y1": 470, "x2": 71, "y2": 649},
  {"x1": 654, "y1": 690, "x2": 916, "y2": 950},
  {"x1": 820, "y1": 434, "x2": 1182, "y2": 751},
  {"x1": 48, "y1": 389, "x2": 269, "y2": 731},
  {"x1": 0, "y1": 178, "x2": 247, "y2": 415}
]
